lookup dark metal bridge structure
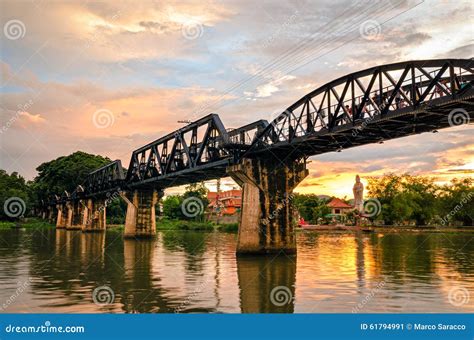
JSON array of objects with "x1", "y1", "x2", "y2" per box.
[{"x1": 44, "y1": 59, "x2": 473, "y2": 252}]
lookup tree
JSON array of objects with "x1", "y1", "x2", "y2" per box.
[
  {"x1": 367, "y1": 173, "x2": 473, "y2": 226},
  {"x1": 162, "y1": 195, "x2": 182, "y2": 219},
  {"x1": 293, "y1": 194, "x2": 326, "y2": 223},
  {"x1": 402, "y1": 176, "x2": 438, "y2": 225},
  {"x1": 0, "y1": 170, "x2": 31, "y2": 220},
  {"x1": 161, "y1": 183, "x2": 210, "y2": 220},
  {"x1": 312, "y1": 204, "x2": 331, "y2": 222},
  {"x1": 439, "y1": 178, "x2": 474, "y2": 226},
  {"x1": 30, "y1": 151, "x2": 127, "y2": 222},
  {"x1": 32, "y1": 151, "x2": 111, "y2": 199},
  {"x1": 181, "y1": 183, "x2": 209, "y2": 220}
]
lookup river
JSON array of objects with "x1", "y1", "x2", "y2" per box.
[{"x1": 0, "y1": 227, "x2": 473, "y2": 313}]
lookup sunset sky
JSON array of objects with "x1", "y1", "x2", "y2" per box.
[{"x1": 1, "y1": 0, "x2": 473, "y2": 198}]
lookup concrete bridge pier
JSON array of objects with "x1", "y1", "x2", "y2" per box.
[
  {"x1": 48, "y1": 206, "x2": 56, "y2": 224},
  {"x1": 228, "y1": 158, "x2": 308, "y2": 255},
  {"x1": 82, "y1": 198, "x2": 106, "y2": 232},
  {"x1": 67, "y1": 200, "x2": 84, "y2": 230},
  {"x1": 122, "y1": 189, "x2": 163, "y2": 238},
  {"x1": 56, "y1": 202, "x2": 72, "y2": 228}
]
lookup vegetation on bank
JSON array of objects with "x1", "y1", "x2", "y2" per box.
[
  {"x1": 367, "y1": 174, "x2": 473, "y2": 226},
  {"x1": 155, "y1": 219, "x2": 238, "y2": 232},
  {"x1": 294, "y1": 174, "x2": 473, "y2": 227},
  {"x1": 0, "y1": 218, "x2": 55, "y2": 229}
]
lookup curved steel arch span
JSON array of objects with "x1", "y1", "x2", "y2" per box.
[{"x1": 245, "y1": 58, "x2": 474, "y2": 158}]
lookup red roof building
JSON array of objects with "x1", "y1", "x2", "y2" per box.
[
  {"x1": 208, "y1": 189, "x2": 242, "y2": 215},
  {"x1": 327, "y1": 198, "x2": 353, "y2": 215}
]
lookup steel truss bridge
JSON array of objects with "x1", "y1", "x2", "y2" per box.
[{"x1": 48, "y1": 58, "x2": 474, "y2": 204}]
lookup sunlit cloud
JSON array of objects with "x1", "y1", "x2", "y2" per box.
[{"x1": 0, "y1": 0, "x2": 472, "y2": 197}]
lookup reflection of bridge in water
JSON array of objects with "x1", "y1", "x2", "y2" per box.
[
  {"x1": 41, "y1": 59, "x2": 474, "y2": 254},
  {"x1": 2, "y1": 229, "x2": 471, "y2": 312}
]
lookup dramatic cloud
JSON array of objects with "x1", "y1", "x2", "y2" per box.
[{"x1": 0, "y1": 0, "x2": 472, "y2": 195}]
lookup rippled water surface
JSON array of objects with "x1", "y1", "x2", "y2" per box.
[{"x1": 0, "y1": 227, "x2": 473, "y2": 313}]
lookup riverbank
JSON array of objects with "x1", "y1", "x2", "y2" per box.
[
  {"x1": 106, "y1": 219, "x2": 239, "y2": 233},
  {"x1": 1, "y1": 218, "x2": 472, "y2": 234},
  {"x1": 297, "y1": 224, "x2": 474, "y2": 233},
  {"x1": 156, "y1": 219, "x2": 239, "y2": 232},
  {"x1": 0, "y1": 218, "x2": 54, "y2": 229}
]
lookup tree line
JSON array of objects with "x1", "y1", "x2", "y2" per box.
[
  {"x1": 0, "y1": 151, "x2": 472, "y2": 226},
  {"x1": 294, "y1": 174, "x2": 473, "y2": 226},
  {"x1": 0, "y1": 151, "x2": 210, "y2": 222}
]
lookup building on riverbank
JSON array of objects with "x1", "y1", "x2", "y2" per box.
[{"x1": 206, "y1": 189, "x2": 242, "y2": 223}]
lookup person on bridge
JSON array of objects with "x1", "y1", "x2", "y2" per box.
[{"x1": 345, "y1": 105, "x2": 352, "y2": 116}]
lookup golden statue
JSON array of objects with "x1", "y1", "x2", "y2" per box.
[{"x1": 353, "y1": 175, "x2": 364, "y2": 212}]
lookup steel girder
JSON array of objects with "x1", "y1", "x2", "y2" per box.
[
  {"x1": 83, "y1": 160, "x2": 125, "y2": 196},
  {"x1": 45, "y1": 59, "x2": 474, "y2": 203},
  {"x1": 125, "y1": 114, "x2": 231, "y2": 188},
  {"x1": 245, "y1": 58, "x2": 474, "y2": 158}
]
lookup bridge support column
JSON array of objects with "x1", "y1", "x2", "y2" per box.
[
  {"x1": 82, "y1": 198, "x2": 106, "y2": 232},
  {"x1": 56, "y1": 204, "x2": 65, "y2": 228},
  {"x1": 67, "y1": 200, "x2": 83, "y2": 230},
  {"x1": 122, "y1": 189, "x2": 162, "y2": 238},
  {"x1": 48, "y1": 206, "x2": 56, "y2": 225},
  {"x1": 228, "y1": 158, "x2": 308, "y2": 255},
  {"x1": 64, "y1": 202, "x2": 73, "y2": 229}
]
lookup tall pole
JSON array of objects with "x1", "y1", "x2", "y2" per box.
[{"x1": 216, "y1": 178, "x2": 221, "y2": 225}]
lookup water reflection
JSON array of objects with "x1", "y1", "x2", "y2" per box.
[
  {"x1": 0, "y1": 227, "x2": 472, "y2": 313},
  {"x1": 237, "y1": 255, "x2": 296, "y2": 313}
]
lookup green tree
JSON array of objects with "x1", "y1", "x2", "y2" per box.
[
  {"x1": 182, "y1": 182, "x2": 209, "y2": 220},
  {"x1": 293, "y1": 194, "x2": 326, "y2": 223},
  {"x1": 439, "y1": 178, "x2": 474, "y2": 226},
  {"x1": 32, "y1": 151, "x2": 111, "y2": 199},
  {"x1": 402, "y1": 176, "x2": 438, "y2": 225},
  {"x1": 162, "y1": 195, "x2": 182, "y2": 219},
  {"x1": 312, "y1": 204, "x2": 331, "y2": 222},
  {"x1": 367, "y1": 173, "x2": 473, "y2": 226},
  {"x1": 0, "y1": 170, "x2": 31, "y2": 220}
]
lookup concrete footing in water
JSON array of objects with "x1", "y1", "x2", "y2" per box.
[
  {"x1": 122, "y1": 189, "x2": 163, "y2": 238},
  {"x1": 228, "y1": 157, "x2": 308, "y2": 255}
]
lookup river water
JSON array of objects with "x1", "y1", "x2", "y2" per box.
[{"x1": 0, "y1": 227, "x2": 473, "y2": 313}]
